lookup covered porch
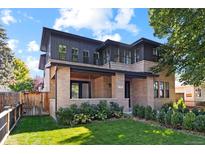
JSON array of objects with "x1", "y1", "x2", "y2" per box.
[{"x1": 49, "y1": 65, "x2": 156, "y2": 118}]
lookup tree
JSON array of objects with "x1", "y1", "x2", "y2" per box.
[
  {"x1": 0, "y1": 26, "x2": 14, "y2": 86},
  {"x1": 149, "y1": 9, "x2": 205, "y2": 86},
  {"x1": 9, "y1": 58, "x2": 34, "y2": 92}
]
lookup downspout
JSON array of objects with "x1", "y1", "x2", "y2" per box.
[{"x1": 55, "y1": 65, "x2": 58, "y2": 116}]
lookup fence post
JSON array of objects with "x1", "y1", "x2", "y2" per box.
[
  {"x1": 14, "y1": 108, "x2": 17, "y2": 123},
  {"x1": 6, "y1": 111, "x2": 10, "y2": 134}
]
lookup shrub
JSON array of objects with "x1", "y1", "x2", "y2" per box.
[
  {"x1": 192, "y1": 107, "x2": 200, "y2": 116},
  {"x1": 79, "y1": 102, "x2": 98, "y2": 119},
  {"x1": 173, "y1": 98, "x2": 186, "y2": 113},
  {"x1": 165, "y1": 109, "x2": 173, "y2": 126},
  {"x1": 145, "y1": 106, "x2": 152, "y2": 120},
  {"x1": 73, "y1": 113, "x2": 91, "y2": 125},
  {"x1": 194, "y1": 115, "x2": 205, "y2": 132},
  {"x1": 137, "y1": 106, "x2": 145, "y2": 118},
  {"x1": 95, "y1": 112, "x2": 108, "y2": 120},
  {"x1": 97, "y1": 100, "x2": 110, "y2": 115},
  {"x1": 158, "y1": 108, "x2": 166, "y2": 124},
  {"x1": 161, "y1": 103, "x2": 172, "y2": 113},
  {"x1": 56, "y1": 107, "x2": 74, "y2": 126},
  {"x1": 171, "y1": 112, "x2": 183, "y2": 129},
  {"x1": 151, "y1": 109, "x2": 157, "y2": 121},
  {"x1": 132, "y1": 104, "x2": 139, "y2": 117},
  {"x1": 183, "y1": 112, "x2": 196, "y2": 130},
  {"x1": 70, "y1": 104, "x2": 79, "y2": 114},
  {"x1": 110, "y1": 102, "x2": 123, "y2": 118}
]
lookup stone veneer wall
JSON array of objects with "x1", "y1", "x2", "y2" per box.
[{"x1": 56, "y1": 66, "x2": 70, "y2": 109}]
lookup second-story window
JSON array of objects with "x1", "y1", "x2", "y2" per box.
[
  {"x1": 134, "y1": 48, "x2": 140, "y2": 62},
  {"x1": 153, "y1": 48, "x2": 158, "y2": 56},
  {"x1": 125, "y1": 51, "x2": 131, "y2": 64},
  {"x1": 93, "y1": 52, "x2": 99, "y2": 65},
  {"x1": 72, "y1": 48, "x2": 78, "y2": 62},
  {"x1": 83, "y1": 50, "x2": 89, "y2": 64},
  {"x1": 58, "y1": 44, "x2": 67, "y2": 60}
]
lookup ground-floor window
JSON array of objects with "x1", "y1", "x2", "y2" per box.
[
  {"x1": 165, "y1": 82, "x2": 169, "y2": 98},
  {"x1": 70, "y1": 81, "x2": 91, "y2": 99},
  {"x1": 154, "y1": 81, "x2": 159, "y2": 98},
  {"x1": 159, "y1": 81, "x2": 164, "y2": 98}
]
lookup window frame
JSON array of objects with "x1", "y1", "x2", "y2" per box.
[
  {"x1": 153, "y1": 48, "x2": 158, "y2": 56},
  {"x1": 58, "y1": 44, "x2": 67, "y2": 60},
  {"x1": 165, "y1": 82, "x2": 170, "y2": 98},
  {"x1": 125, "y1": 51, "x2": 132, "y2": 64},
  {"x1": 83, "y1": 50, "x2": 89, "y2": 64},
  {"x1": 154, "y1": 81, "x2": 159, "y2": 98},
  {"x1": 93, "y1": 52, "x2": 99, "y2": 65},
  {"x1": 70, "y1": 80, "x2": 91, "y2": 99},
  {"x1": 71, "y1": 48, "x2": 79, "y2": 62},
  {"x1": 159, "y1": 81, "x2": 165, "y2": 98}
]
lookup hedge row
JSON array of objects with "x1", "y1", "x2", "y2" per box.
[
  {"x1": 56, "y1": 101, "x2": 124, "y2": 126},
  {"x1": 133, "y1": 99, "x2": 205, "y2": 132}
]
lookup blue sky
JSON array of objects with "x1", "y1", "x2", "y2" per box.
[{"x1": 0, "y1": 8, "x2": 166, "y2": 78}]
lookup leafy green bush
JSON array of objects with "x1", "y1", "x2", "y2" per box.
[
  {"x1": 151, "y1": 109, "x2": 157, "y2": 121},
  {"x1": 194, "y1": 115, "x2": 205, "y2": 132},
  {"x1": 161, "y1": 103, "x2": 172, "y2": 112},
  {"x1": 70, "y1": 104, "x2": 79, "y2": 114},
  {"x1": 110, "y1": 102, "x2": 123, "y2": 118},
  {"x1": 79, "y1": 102, "x2": 98, "y2": 119},
  {"x1": 137, "y1": 106, "x2": 145, "y2": 118},
  {"x1": 145, "y1": 106, "x2": 152, "y2": 120},
  {"x1": 183, "y1": 112, "x2": 196, "y2": 130},
  {"x1": 132, "y1": 104, "x2": 139, "y2": 117},
  {"x1": 56, "y1": 107, "x2": 74, "y2": 125},
  {"x1": 171, "y1": 112, "x2": 183, "y2": 129},
  {"x1": 158, "y1": 108, "x2": 166, "y2": 124},
  {"x1": 165, "y1": 109, "x2": 173, "y2": 126},
  {"x1": 95, "y1": 112, "x2": 108, "y2": 120},
  {"x1": 97, "y1": 100, "x2": 110, "y2": 115},
  {"x1": 192, "y1": 107, "x2": 200, "y2": 116},
  {"x1": 173, "y1": 98, "x2": 186, "y2": 113},
  {"x1": 73, "y1": 113, "x2": 91, "y2": 124}
]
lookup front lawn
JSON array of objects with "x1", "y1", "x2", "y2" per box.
[{"x1": 5, "y1": 116, "x2": 205, "y2": 145}]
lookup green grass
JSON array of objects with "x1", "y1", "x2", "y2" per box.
[{"x1": 5, "y1": 116, "x2": 205, "y2": 145}]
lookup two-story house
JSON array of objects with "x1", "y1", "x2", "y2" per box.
[{"x1": 39, "y1": 27, "x2": 175, "y2": 118}]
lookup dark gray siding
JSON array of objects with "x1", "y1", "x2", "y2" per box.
[
  {"x1": 50, "y1": 33, "x2": 101, "y2": 64},
  {"x1": 131, "y1": 44, "x2": 144, "y2": 63},
  {"x1": 143, "y1": 43, "x2": 159, "y2": 62}
]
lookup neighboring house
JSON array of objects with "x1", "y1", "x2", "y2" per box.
[
  {"x1": 176, "y1": 85, "x2": 205, "y2": 107},
  {"x1": 39, "y1": 27, "x2": 175, "y2": 118}
]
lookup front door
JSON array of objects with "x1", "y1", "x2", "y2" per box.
[{"x1": 125, "y1": 81, "x2": 131, "y2": 108}]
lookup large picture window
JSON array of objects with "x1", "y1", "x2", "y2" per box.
[
  {"x1": 70, "y1": 81, "x2": 91, "y2": 99},
  {"x1": 154, "y1": 81, "x2": 159, "y2": 98},
  {"x1": 83, "y1": 50, "x2": 89, "y2": 64},
  {"x1": 72, "y1": 48, "x2": 78, "y2": 62},
  {"x1": 165, "y1": 82, "x2": 169, "y2": 98},
  {"x1": 159, "y1": 81, "x2": 164, "y2": 98},
  {"x1": 58, "y1": 44, "x2": 67, "y2": 60}
]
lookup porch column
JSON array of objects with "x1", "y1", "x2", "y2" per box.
[
  {"x1": 56, "y1": 66, "x2": 70, "y2": 109},
  {"x1": 112, "y1": 73, "x2": 129, "y2": 112},
  {"x1": 146, "y1": 77, "x2": 154, "y2": 108}
]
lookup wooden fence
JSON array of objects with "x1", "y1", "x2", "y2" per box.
[
  {"x1": 0, "y1": 92, "x2": 20, "y2": 112},
  {"x1": 0, "y1": 104, "x2": 22, "y2": 144},
  {"x1": 20, "y1": 92, "x2": 49, "y2": 116}
]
